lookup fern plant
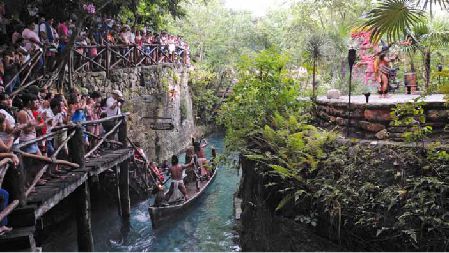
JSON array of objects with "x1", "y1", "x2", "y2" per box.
[{"x1": 390, "y1": 96, "x2": 432, "y2": 144}]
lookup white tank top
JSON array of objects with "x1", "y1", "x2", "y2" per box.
[{"x1": 19, "y1": 110, "x2": 37, "y2": 143}]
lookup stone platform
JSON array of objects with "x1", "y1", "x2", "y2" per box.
[{"x1": 316, "y1": 94, "x2": 449, "y2": 141}]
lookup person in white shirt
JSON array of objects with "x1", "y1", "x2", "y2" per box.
[
  {"x1": 105, "y1": 90, "x2": 123, "y2": 117},
  {"x1": 35, "y1": 16, "x2": 47, "y2": 42},
  {"x1": 0, "y1": 95, "x2": 15, "y2": 128},
  {"x1": 103, "y1": 90, "x2": 123, "y2": 143}
]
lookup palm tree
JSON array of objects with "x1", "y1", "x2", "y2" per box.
[
  {"x1": 305, "y1": 34, "x2": 327, "y2": 100},
  {"x1": 361, "y1": 0, "x2": 449, "y2": 90},
  {"x1": 411, "y1": 22, "x2": 449, "y2": 88},
  {"x1": 361, "y1": 0, "x2": 425, "y2": 44}
]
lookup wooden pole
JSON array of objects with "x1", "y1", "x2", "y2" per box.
[
  {"x1": 115, "y1": 166, "x2": 122, "y2": 217},
  {"x1": 74, "y1": 181, "x2": 94, "y2": 252},
  {"x1": 0, "y1": 200, "x2": 20, "y2": 223},
  {"x1": 4, "y1": 156, "x2": 26, "y2": 206},
  {"x1": 118, "y1": 119, "x2": 130, "y2": 218},
  {"x1": 84, "y1": 119, "x2": 123, "y2": 158},
  {"x1": 133, "y1": 45, "x2": 138, "y2": 66},
  {"x1": 18, "y1": 151, "x2": 79, "y2": 168},
  {"x1": 68, "y1": 126, "x2": 94, "y2": 251},
  {"x1": 67, "y1": 125, "x2": 85, "y2": 172},
  {"x1": 17, "y1": 156, "x2": 26, "y2": 206},
  {"x1": 106, "y1": 43, "x2": 110, "y2": 79},
  {"x1": 119, "y1": 160, "x2": 130, "y2": 218},
  {"x1": 0, "y1": 163, "x2": 10, "y2": 188}
]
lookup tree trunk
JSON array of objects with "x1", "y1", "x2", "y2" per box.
[
  {"x1": 425, "y1": 48, "x2": 431, "y2": 90},
  {"x1": 430, "y1": 2, "x2": 433, "y2": 20},
  {"x1": 410, "y1": 60, "x2": 416, "y2": 73},
  {"x1": 312, "y1": 58, "x2": 317, "y2": 101}
]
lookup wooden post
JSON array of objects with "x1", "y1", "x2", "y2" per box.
[
  {"x1": 119, "y1": 160, "x2": 130, "y2": 218},
  {"x1": 68, "y1": 49, "x2": 73, "y2": 90},
  {"x1": 68, "y1": 126, "x2": 94, "y2": 251},
  {"x1": 133, "y1": 45, "x2": 138, "y2": 66},
  {"x1": 3, "y1": 156, "x2": 26, "y2": 206},
  {"x1": 117, "y1": 118, "x2": 130, "y2": 218},
  {"x1": 115, "y1": 165, "x2": 122, "y2": 217},
  {"x1": 118, "y1": 117, "x2": 127, "y2": 149},
  {"x1": 68, "y1": 126, "x2": 85, "y2": 168},
  {"x1": 74, "y1": 181, "x2": 94, "y2": 252},
  {"x1": 105, "y1": 44, "x2": 110, "y2": 79}
]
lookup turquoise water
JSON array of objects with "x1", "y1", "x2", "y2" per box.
[{"x1": 43, "y1": 132, "x2": 241, "y2": 252}]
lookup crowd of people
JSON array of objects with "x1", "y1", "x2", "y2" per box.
[
  {"x1": 0, "y1": 2, "x2": 194, "y2": 237},
  {"x1": 0, "y1": 86, "x2": 213, "y2": 235},
  {"x1": 0, "y1": 3, "x2": 191, "y2": 94},
  {"x1": 0, "y1": 85, "x2": 129, "y2": 235}
]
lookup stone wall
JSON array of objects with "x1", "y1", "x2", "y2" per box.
[
  {"x1": 316, "y1": 96, "x2": 449, "y2": 141},
  {"x1": 73, "y1": 65, "x2": 197, "y2": 162}
]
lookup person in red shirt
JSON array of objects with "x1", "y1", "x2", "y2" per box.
[
  {"x1": 57, "y1": 19, "x2": 69, "y2": 53},
  {"x1": 149, "y1": 161, "x2": 164, "y2": 183}
]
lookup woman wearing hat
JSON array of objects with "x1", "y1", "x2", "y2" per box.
[{"x1": 102, "y1": 90, "x2": 123, "y2": 142}]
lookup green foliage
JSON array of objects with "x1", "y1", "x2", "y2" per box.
[
  {"x1": 160, "y1": 72, "x2": 170, "y2": 92},
  {"x1": 302, "y1": 143, "x2": 449, "y2": 250},
  {"x1": 390, "y1": 97, "x2": 432, "y2": 143},
  {"x1": 165, "y1": 0, "x2": 374, "y2": 98},
  {"x1": 426, "y1": 142, "x2": 449, "y2": 161},
  {"x1": 166, "y1": 0, "x2": 257, "y2": 69},
  {"x1": 218, "y1": 48, "x2": 311, "y2": 148},
  {"x1": 361, "y1": 0, "x2": 425, "y2": 43},
  {"x1": 188, "y1": 65, "x2": 221, "y2": 124},
  {"x1": 244, "y1": 115, "x2": 337, "y2": 213},
  {"x1": 91, "y1": 0, "x2": 188, "y2": 30}
]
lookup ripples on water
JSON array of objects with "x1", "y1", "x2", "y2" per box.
[{"x1": 44, "y1": 132, "x2": 241, "y2": 252}]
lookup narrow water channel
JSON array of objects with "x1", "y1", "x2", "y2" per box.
[{"x1": 43, "y1": 132, "x2": 241, "y2": 251}]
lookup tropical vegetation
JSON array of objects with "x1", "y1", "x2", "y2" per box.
[{"x1": 161, "y1": 0, "x2": 449, "y2": 250}]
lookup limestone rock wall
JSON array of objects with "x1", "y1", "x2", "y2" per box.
[
  {"x1": 316, "y1": 100, "x2": 449, "y2": 141},
  {"x1": 238, "y1": 157, "x2": 342, "y2": 251},
  {"x1": 73, "y1": 65, "x2": 196, "y2": 162}
]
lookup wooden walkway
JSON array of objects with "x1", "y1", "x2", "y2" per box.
[
  {"x1": 0, "y1": 114, "x2": 138, "y2": 251},
  {"x1": 0, "y1": 148, "x2": 134, "y2": 251},
  {"x1": 27, "y1": 148, "x2": 133, "y2": 219}
]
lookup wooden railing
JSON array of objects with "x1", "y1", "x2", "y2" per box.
[
  {"x1": 0, "y1": 114, "x2": 128, "y2": 213},
  {"x1": 4, "y1": 50, "x2": 43, "y2": 95},
  {"x1": 0, "y1": 161, "x2": 21, "y2": 226},
  {"x1": 69, "y1": 44, "x2": 188, "y2": 77}
]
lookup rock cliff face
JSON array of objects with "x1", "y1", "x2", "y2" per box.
[
  {"x1": 73, "y1": 65, "x2": 197, "y2": 162},
  {"x1": 239, "y1": 138, "x2": 449, "y2": 251},
  {"x1": 238, "y1": 158, "x2": 342, "y2": 252}
]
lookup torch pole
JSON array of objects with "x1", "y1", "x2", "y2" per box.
[
  {"x1": 347, "y1": 49, "x2": 357, "y2": 138},
  {"x1": 347, "y1": 66, "x2": 353, "y2": 137}
]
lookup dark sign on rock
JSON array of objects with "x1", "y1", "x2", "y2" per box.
[{"x1": 150, "y1": 122, "x2": 175, "y2": 130}]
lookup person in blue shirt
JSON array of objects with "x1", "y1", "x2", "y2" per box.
[{"x1": 68, "y1": 94, "x2": 88, "y2": 145}]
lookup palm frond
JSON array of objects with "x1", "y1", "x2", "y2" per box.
[
  {"x1": 361, "y1": 0, "x2": 425, "y2": 43},
  {"x1": 422, "y1": 31, "x2": 449, "y2": 46},
  {"x1": 414, "y1": 21, "x2": 449, "y2": 47},
  {"x1": 415, "y1": 0, "x2": 449, "y2": 10}
]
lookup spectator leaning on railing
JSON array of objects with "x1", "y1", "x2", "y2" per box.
[{"x1": 0, "y1": 152, "x2": 20, "y2": 235}]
